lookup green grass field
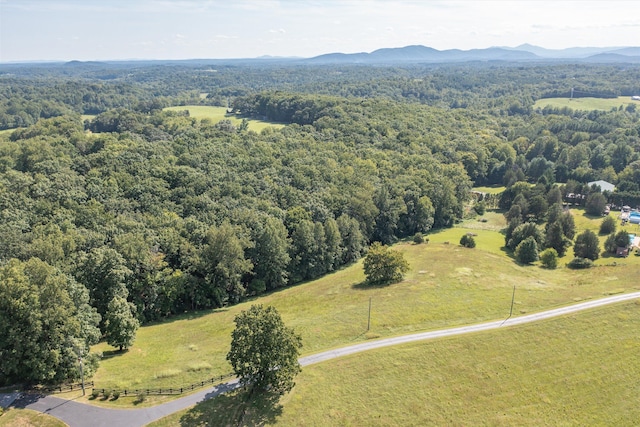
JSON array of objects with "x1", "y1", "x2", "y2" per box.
[
  {"x1": 89, "y1": 207, "x2": 640, "y2": 399},
  {"x1": 0, "y1": 408, "x2": 67, "y2": 427},
  {"x1": 472, "y1": 185, "x2": 506, "y2": 195},
  {"x1": 534, "y1": 96, "x2": 639, "y2": 112},
  {"x1": 149, "y1": 299, "x2": 640, "y2": 426},
  {"x1": 163, "y1": 106, "x2": 286, "y2": 132}
]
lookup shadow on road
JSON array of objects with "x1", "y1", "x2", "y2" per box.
[{"x1": 180, "y1": 387, "x2": 283, "y2": 426}]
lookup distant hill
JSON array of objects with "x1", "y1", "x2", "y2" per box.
[
  {"x1": 306, "y1": 44, "x2": 640, "y2": 65},
  {"x1": 4, "y1": 44, "x2": 640, "y2": 67}
]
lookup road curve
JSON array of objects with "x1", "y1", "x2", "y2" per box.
[{"x1": 12, "y1": 291, "x2": 640, "y2": 427}]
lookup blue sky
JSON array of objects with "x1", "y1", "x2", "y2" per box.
[{"x1": 1, "y1": 0, "x2": 638, "y2": 62}]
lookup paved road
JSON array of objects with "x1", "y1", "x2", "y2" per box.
[{"x1": 11, "y1": 291, "x2": 640, "y2": 427}]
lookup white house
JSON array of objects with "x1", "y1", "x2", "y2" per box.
[{"x1": 587, "y1": 180, "x2": 615, "y2": 193}]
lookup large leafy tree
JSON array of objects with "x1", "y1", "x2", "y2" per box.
[
  {"x1": 248, "y1": 216, "x2": 291, "y2": 292},
  {"x1": 0, "y1": 258, "x2": 101, "y2": 385},
  {"x1": 363, "y1": 242, "x2": 409, "y2": 285},
  {"x1": 104, "y1": 293, "x2": 140, "y2": 351},
  {"x1": 198, "y1": 223, "x2": 253, "y2": 306},
  {"x1": 573, "y1": 229, "x2": 600, "y2": 261},
  {"x1": 227, "y1": 305, "x2": 302, "y2": 395}
]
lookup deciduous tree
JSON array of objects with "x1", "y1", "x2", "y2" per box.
[
  {"x1": 363, "y1": 242, "x2": 409, "y2": 285},
  {"x1": 573, "y1": 229, "x2": 600, "y2": 261},
  {"x1": 227, "y1": 305, "x2": 302, "y2": 395}
]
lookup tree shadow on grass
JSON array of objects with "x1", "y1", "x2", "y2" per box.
[
  {"x1": 100, "y1": 349, "x2": 128, "y2": 361},
  {"x1": 351, "y1": 280, "x2": 394, "y2": 290},
  {"x1": 179, "y1": 388, "x2": 283, "y2": 427}
]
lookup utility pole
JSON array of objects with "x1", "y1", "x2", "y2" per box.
[
  {"x1": 367, "y1": 297, "x2": 372, "y2": 331},
  {"x1": 501, "y1": 285, "x2": 516, "y2": 326},
  {"x1": 570, "y1": 87, "x2": 574, "y2": 100},
  {"x1": 79, "y1": 356, "x2": 85, "y2": 396}
]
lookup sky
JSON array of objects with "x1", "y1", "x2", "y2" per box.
[{"x1": 1, "y1": 0, "x2": 639, "y2": 62}]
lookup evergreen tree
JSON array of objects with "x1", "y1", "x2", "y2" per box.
[
  {"x1": 599, "y1": 216, "x2": 616, "y2": 235},
  {"x1": 515, "y1": 236, "x2": 539, "y2": 264}
]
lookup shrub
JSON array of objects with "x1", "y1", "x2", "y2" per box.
[
  {"x1": 567, "y1": 257, "x2": 594, "y2": 269},
  {"x1": 539, "y1": 248, "x2": 558, "y2": 269},
  {"x1": 459, "y1": 234, "x2": 476, "y2": 248},
  {"x1": 111, "y1": 390, "x2": 120, "y2": 400},
  {"x1": 515, "y1": 236, "x2": 539, "y2": 264},
  {"x1": 474, "y1": 201, "x2": 486, "y2": 215},
  {"x1": 91, "y1": 389, "x2": 100, "y2": 399},
  {"x1": 135, "y1": 392, "x2": 147, "y2": 404},
  {"x1": 599, "y1": 216, "x2": 616, "y2": 235},
  {"x1": 413, "y1": 232, "x2": 424, "y2": 244}
]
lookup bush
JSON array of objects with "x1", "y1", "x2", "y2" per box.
[
  {"x1": 413, "y1": 232, "x2": 424, "y2": 244},
  {"x1": 91, "y1": 389, "x2": 100, "y2": 399},
  {"x1": 567, "y1": 257, "x2": 594, "y2": 269},
  {"x1": 599, "y1": 216, "x2": 616, "y2": 235},
  {"x1": 539, "y1": 248, "x2": 558, "y2": 269},
  {"x1": 135, "y1": 392, "x2": 147, "y2": 404},
  {"x1": 474, "y1": 201, "x2": 486, "y2": 215},
  {"x1": 459, "y1": 234, "x2": 476, "y2": 248},
  {"x1": 111, "y1": 390, "x2": 120, "y2": 400},
  {"x1": 515, "y1": 236, "x2": 539, "y2": 264}
]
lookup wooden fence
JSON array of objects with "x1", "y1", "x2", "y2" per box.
[{"x1": 92, "y1": 373, "x2": 235, "y2": 397}]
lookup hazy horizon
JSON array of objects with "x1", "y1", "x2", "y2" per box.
[{"x1": 1, "y1": 0, "x2": 639, "y2": 62}]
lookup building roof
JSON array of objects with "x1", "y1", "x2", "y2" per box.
[{"x1": 587, "y1": 180, "x2": 615, "y2": 193}]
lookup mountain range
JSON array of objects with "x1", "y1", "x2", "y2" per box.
[{"x1": 305, "y1": 44, "x2": 640, "y2": 64}]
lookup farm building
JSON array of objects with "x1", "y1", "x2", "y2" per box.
[
  {"x1": 632, "y1": 95, "x2": 640, "y2": 101},
  {"x1": 587, "y1": 180, "x2": 615, "y2": 193}
]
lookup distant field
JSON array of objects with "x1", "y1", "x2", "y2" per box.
[
  {"x1": 0, "y1": 128, "x2": 15, "y2": 137},
  {"x1": 90, "y1": 207, "x2": 640, "y2": 395},
  {"x1": 534, "y1": 96, "x2": 639, "y2": 111},
  {"x1": 164, "y1": 106, "x2": 286, "y2": 132},
  {"x1": 472, "y1": 185, "x2": 506, "y2": 195},
  {"x1": 150, "y1": 300, "x2": 640, "y2": 426}
]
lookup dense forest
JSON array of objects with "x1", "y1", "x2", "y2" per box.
[{"x1": 1, "y1": 60, "x2": 640, "y2": 385}]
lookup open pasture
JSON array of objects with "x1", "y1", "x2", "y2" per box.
[
  {"x1": 164, "y1": 105, "x2": 286, "y2": 132},
  {"x1": 534, "y1": 96, "x2": 638, "y2": 112},
  {"x1": 149, "y1": 299, "x2": 640, "y2": 426},
  {"x1": 91, "y1": 208, "x2": 640, "y2": 394}
]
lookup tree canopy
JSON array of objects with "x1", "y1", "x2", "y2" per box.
[
  {"x1": 363, "y1": 242, "x2": 409, "y2": 285},
  {"x1": 226, "y1": 305, "x2": 302, "y2": 395}
]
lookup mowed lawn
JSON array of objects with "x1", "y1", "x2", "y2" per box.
[
  {"x1": 90, "y1": 208, "x2": 640, "y2": 395},
  {"x1": 163, "y1": 105, "x2": 286, "y2": 132},
  {"x1": 534, "y1": 96, "x2": 639, "y2": 112},
  {"x1": 150, "y1": 300, "x2": 640, "y2": 426},
  {"x1": 0, "y1": 408, "x2": 66, "y2": 427}
]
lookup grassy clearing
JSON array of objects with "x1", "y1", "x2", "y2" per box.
[
  {"x1": 90, "y1": 207, "x2": 640, "y2": 397},
  {"x1": 163, "y1": 106, "x2": 286, "y2": 132},
  {"x1": 473, "y1": 185, "x2": 506, "y2": 194},
  {"x1": 534, "y1": 96, "x2": 638, "y2": 112},
  {"x1": 0, "y1": 128, "x2": 15, "y2": 138},
  {"x1": 0, "y1": 408, "x2": 67, "y2": 427},
  {"x1": 149, "y1": 300, "x2": 640, "y2": 426}
]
